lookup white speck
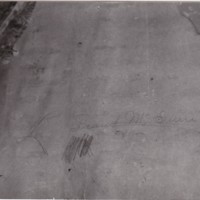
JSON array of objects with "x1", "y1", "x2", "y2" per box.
[{"x1": 13, "y1": 49, "x2": 19, "y2": 57}]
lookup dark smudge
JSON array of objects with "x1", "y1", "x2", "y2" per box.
[{"x1": 63, "y1": 134, "x2": 93, "y2": 163}]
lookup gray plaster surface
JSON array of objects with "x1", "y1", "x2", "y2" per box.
[{"x1": 0, "y1": 2, "x2": 200, "y2": 199}]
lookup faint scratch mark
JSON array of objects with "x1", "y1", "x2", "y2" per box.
[
  {"x1": 178, "y1": 3, "x2": 200, "y2": 34},
  {"x1": 28, "y1": 136, "x2": 48, "y2": 155},
  {"x1": 63, "y1": 134, "x2": 93, "y2": 163},
  {"x1": 22, "y1": 112, "x2": 60, "y2": 155},
  {"x1": 29, "y1": 112, "x2": 58, "y2": 137}
]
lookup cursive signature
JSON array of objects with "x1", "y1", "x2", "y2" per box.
[{"x1": 71, "y1": 111, "x2": 196, "y2": 130}]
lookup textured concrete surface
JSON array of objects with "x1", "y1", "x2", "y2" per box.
[{"x1": 1, "y1": 2, "x2": 200, "y2": 199}]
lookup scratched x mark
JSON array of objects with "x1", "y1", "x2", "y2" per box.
[{"x1": 63, "y1": 134, "x2": 93, "y2": 163}]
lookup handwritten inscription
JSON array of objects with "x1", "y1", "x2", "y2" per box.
[
  {"x1": 113, "y1": 111, "x2": 195, "y2": 125},
  {"x1": 71, "y1": 111, "x2": 196, "y2": 130},
  {"x1": 63, "y1": 134, "x2": 93, "y2": 163}
]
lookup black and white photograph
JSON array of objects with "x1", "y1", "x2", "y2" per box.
[{"x1": 0, "y1": 1, "x2": 200, "y2": 199}]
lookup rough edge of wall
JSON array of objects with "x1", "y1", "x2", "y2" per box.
[{"x1": 0, "y1": 2, "x2": 36, "y2": 65}]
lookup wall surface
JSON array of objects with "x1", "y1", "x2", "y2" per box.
[{"x1": 0, "y1": 2, "x2": 200, "y2": 199}]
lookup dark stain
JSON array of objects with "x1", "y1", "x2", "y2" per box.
[
  {"x1": 0, "y1": 2, "x2": 16, "y2": 26},
  {"x1": 77, "y1": 42, "x2": 82, "y2": 46},
  {"x1": 0, "y1": 2, "x2": 36, "y2": 62},
  {"x1": 114, "y1": 129, "x2": 126, "y2": 138},
  {"x1": 150, "y1": 77, "x2": 154, "y2": 81},
  {"x1": 68, "y1": 168, "x2": 71, "y2": 172}
]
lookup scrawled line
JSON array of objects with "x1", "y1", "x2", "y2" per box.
[
  {"x1": 21, "y1": 112, "x2": 60, "y2": 155},
  {"x1": 63, "y1": 134, "x2": 93, "y2": 163}
]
